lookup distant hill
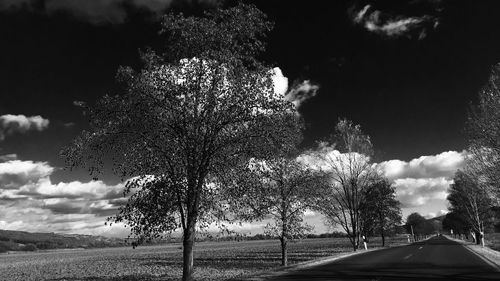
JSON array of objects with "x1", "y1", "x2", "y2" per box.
[{"x1": 0, "y1": 229, "x2": 127, "y2": 253}]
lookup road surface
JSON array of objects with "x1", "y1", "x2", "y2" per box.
[{"x1": 270, "y1": 236, "x2": 500, "y2": 280}]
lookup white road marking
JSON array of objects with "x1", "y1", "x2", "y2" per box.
[{"x1": 404, "y1": 254, "x2": 413, "y2": 259}]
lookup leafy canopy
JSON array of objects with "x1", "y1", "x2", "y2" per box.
[{"x1": 62, "y1": 3, "x2": 300, "y2": 243}]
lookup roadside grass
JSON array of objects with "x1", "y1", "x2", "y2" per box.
[
  {"x1": 0, "y1": 236, "x2": 408, "y2": 281},
  {"x1": 486, "y1": 233, "x2": 500, "y2": 252},
  {"x1": 447, "y1": 233, "x2": 500, "y2": 268},
  {"x1": 475, "y1": 232, "x2": 500, "y2": 268}
]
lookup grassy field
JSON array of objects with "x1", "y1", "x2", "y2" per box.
[
  {"x1": 486, "y1": 233, "x2": 500, "y2": 251},
  {"x1": 0, "y1": 236, "x2": 408, "y2": 281}
]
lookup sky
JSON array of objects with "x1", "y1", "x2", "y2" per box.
[{"x1": 0, "y1": 0, "x2": 499, "y2": 237}]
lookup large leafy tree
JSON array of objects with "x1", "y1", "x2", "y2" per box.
[
  {"x1": 447, "y1": 169, "x2": 492, "y2": 246},
  {"x1": 360, "y1": 177, "x2": 402, "y2": 247},
  {"x1": 62, "y1": 4, "x2": 299, "y2": 281},
  {"x1": 313, "y1": 119, "x2": 378, "y2": 251},
  {"x1": 467, "y1": 63, "x2": 500, "y2": 201},
  {"x1": 230, "y1": 155, "x2": 326, "y2": 266}
]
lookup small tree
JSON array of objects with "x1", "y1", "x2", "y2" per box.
[
  {"x1": 313, "y1": 119, "x2": 377, "y2": 251},
  {"x1": 360, "y1": 177, "x2": 402, "y2": 247},
  {"x1": 230, "y1": 155, "x2": 326, "y2": 266},
  {"x1": 62, "y1": 4, "x2": 299, "y2": 281},
  {"x1": 405, "y1": 212, "x2": 427, "y2": 241}
]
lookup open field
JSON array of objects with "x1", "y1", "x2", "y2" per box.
[{"x1": 0, "y1": 236, "x2": 408, "y2": 281}]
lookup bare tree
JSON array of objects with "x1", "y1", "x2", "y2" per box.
[
  {"x1": 230, "y1": 155, "x2": 326, "y2": 266},
  {"x1": 313, "y1": 119, "x2": 377, "y2": 251},
  {"x1": 61, "y1": 4, "x2": 299, "y2": 281}
]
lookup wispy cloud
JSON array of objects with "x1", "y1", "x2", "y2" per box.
[
  {"x1": 286, "y1": 80, "x2": 320, "y2": 108},
  {"x1": 272, "y1": 67, "x2": 320, "y2": 110},
  {"x1": 351, "y1": 4, "x2": 440, "y2": 39},
  {"x1": 0, "y1": 114, "x2": 50, "y2": 141}
]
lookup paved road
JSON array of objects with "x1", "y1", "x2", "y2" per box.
[{"x1": 271, "y1": 236, "x2": 500, "y2": 280}]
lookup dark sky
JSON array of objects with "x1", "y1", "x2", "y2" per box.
[{"x1": 2, "y1": 0, "x2": 500, "y2": 176}]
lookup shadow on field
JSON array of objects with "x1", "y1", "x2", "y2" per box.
[{"x1": 142, "y1": 256, "x2": 285, "y2": 270}]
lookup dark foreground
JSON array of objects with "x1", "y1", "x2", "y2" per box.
[{"x1": 270, "y1": 236, "x2": 500, "y2": 280}]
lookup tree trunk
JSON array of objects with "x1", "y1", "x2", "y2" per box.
[
  {"x1": 381, "y1": 229, "x2": 385, "y2": 247},
  {"x1": 475, "y1": 231, "x2": 481, "y2": 245},
  {"x1": 182, "y1": 221, "x2": 196, "y2": 281},
  {"x1": 280, "y1": 237, "x2": 288, "y2": 266}
]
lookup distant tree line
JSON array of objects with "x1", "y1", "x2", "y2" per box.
[
  {"x1": 404, "y1": 212, "x2": 442, "y2": 241},
  {"x1": 0, "y1": 230, "x2": 127, "y2": 253}
]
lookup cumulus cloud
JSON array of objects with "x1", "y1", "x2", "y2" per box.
[
  {"x1": 351, "y1": 4, "x2": 440, "y2": 39},
  {"x1": 300, "y1": 147, "x2": 463, "y2": 214},
  {"x1": 0, "y1": 114, "x2": 50, "y2": 141},
  {"x1": 0, "y1": 158, "x2": 127, "y2": 236},
  {"x1": 376, "y1": 151, "x2": 465, "y2": 209},
  {"x1": 377, "y1": 151, "x2": 466, "y2": 181},
  {"x1": 0, "y1": 160, "x2": 54, "y2": 189},
  {"x1": 393, "y1": 177, "x2": 451, "y2": 208},
  {"x1": 0, "y1": 0, "x2": 219, "y2": 25}
]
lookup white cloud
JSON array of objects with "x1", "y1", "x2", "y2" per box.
[
  {"x1": 298, "y1": 144, "x2": 371, "y2": 173},
  {"x1": 394, "y1": 177, "x2": 451, "y2": 208},
  {"x1": 272, "y1": 67, "x2": 320, "y2": 109},
  {"x1": 0, "y1": 114, "x2": 50, "y2": 141},
  {"x1": 377, "y1": 151, "x2": 465, "y2": 181},
  {"x1": 286, "y1": 80, "x2": 320, "y2": 108},
  {"x1": 425, "y1": 210, "x2": 448, "y2": 219},
  {"x1": 0, "y1": 160, "x2": 54, "y2": 189},
  {"x1": 272, "y1": 67, "x2": 289, "y2": 97},
  {"x1": 301, "y1": 148, "x2": 463, "y2": 216},
  {"x1": 351, "y1": 4, "x2": 439, "y2": 39},
  {"x1": 1, "y1": 149, "x2": 463, "y2": 236},
  {"x1": 376, "y1": 151, "x2": 464, "y2": 209},
  {"x1": 0, "y1": 158, "x2": 127, "y2": 236}
]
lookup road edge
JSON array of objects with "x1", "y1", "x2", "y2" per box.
[
  {"x1": 236, "y1": 246, "x2": 392, "y2": 281},
  {"x1": 444, "y1": 235, "x2": 500, "y2": 272},
  {"x1": 463, "y1": 245, "x2": 500, "y2": 272}
]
